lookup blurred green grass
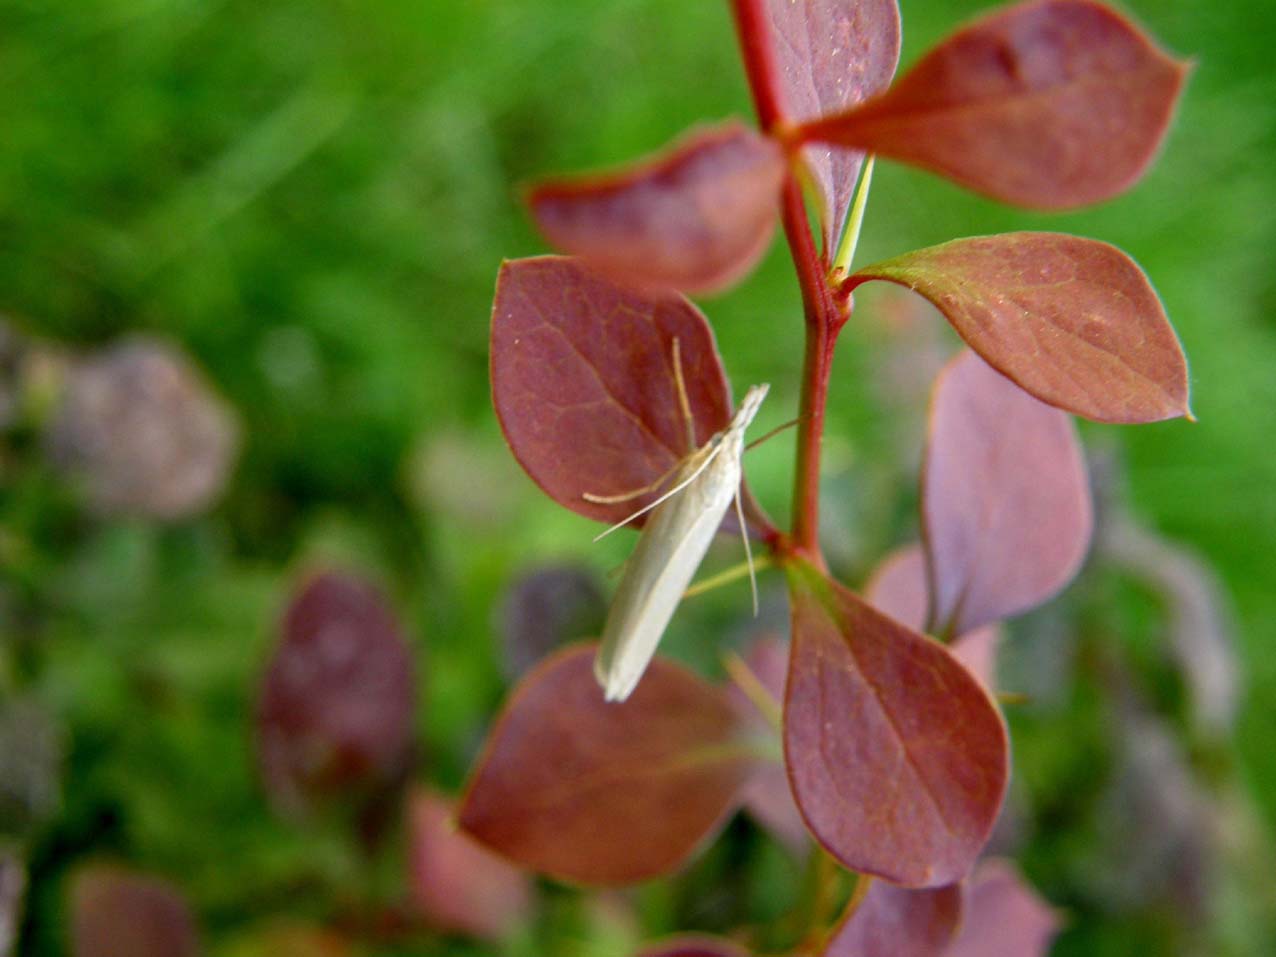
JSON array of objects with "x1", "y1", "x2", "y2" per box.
[{"x1": 2, "y1": 0, "x2": 1274, "y2": 954}]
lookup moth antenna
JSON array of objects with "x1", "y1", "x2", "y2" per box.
[
  {"x1": 745, "y1": 416, "x2": 803, "y2": 453},
  {"x1": 671, "y1": 337, "x2": 697, "y2": 454},
  {"x1": 735, "y1": 484, "x2": 758, "y2": 616},
  {"x1": 592, "y1": 443, "x2": 725, "y2": 543}
]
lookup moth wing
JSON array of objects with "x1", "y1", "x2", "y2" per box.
[{"x1": 595, "y1": 447, "x2": 742, "y2": 701}]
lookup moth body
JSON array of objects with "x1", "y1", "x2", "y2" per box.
[{"x1": 594, "y1": 384, "x2": 769, "y2": 702}]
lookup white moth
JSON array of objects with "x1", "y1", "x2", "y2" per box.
[{"x1": 587, "y1": 379, "x2": 769, "y2": 702}]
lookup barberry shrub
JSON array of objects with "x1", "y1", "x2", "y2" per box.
[{"x1": 461, "y1": 1, "x2": 1190, "y2": 953}]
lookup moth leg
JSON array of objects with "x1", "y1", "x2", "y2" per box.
[
  {"x1": 670, "y1": 337, "x2": 697, "y2": 455},
  {"x1": 582, "y1": 459, "x2": 680, "y2": 504},
  {"x1": 591, "y1": 442, "x2": 725, "y2": 543}
]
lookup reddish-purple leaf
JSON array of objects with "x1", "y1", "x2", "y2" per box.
[
  {"x1": 458, "y1": 644, "x2": 757, "y2": 886},
  {"x1": 850, "y1": 233, "x2": 1190, "y2": 423},
  {"x1": 257, "y1": 571, "x2": 416, "y2": 815},
  {"x1": 638, "y1": 936, "x2": 753, "y2": 957},
  {"x1": 798, "y1": 0, "x2": 1188, "y2": 209},
  {"x1": 785, "y1": 563, "x2": 1007, "y2": 887},
  {"x1": 864, "y1": 545, "x2": 1001, "y2": 689},
  {"x1": 923, "y1": 350, "x2": 1092, "y2": 638},
  {"x1": 492, "y1": 257, "x2": 771, "y2": 532},
  {"x1": 761, "y1": 0, "x2": 901, "y2": 248},
  {"x1": 728, "y1": 637, "x2": 809, "y2": 854},
  {"x1": 70, "y1": 866, "x2": 199, "y2": 957},
  {"x1": 823, "y1": 880, "x2": 964, "y2": 957},
  {"x1": 528, "y1": 122, "x2": 784, "y2": 295},
  {"x1": 408, "y1": 789, "x2": 534, "y2": 940},
  {"x1": 947, "y1": 860, "x2": 1061, "y2": 957}
]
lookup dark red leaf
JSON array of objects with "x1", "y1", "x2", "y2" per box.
[
  {"x1": 850, "y1": 233, "x2": 1190, "y2": 423},
  {"x1": 70, "y1": 866, "x2": 199, "y2": 957},
  {"x1": 638, "y1": 936, "x2": 753, "y2": 957},
  {"x1": 864, "y1": 545, "x2": 1001, "y2": 689},
  {"x1": 408, "y1": 789, "x2": 534, "y2": 940},
  {"x1": 947, "y1": 860, "x2": 1061, "y2": 957},
  {"x1": 458, "y1": 644, "x2": 757, "y2": 886},
  {"x1": 762, "y1": 0, "x2": 901, "y2": 248},
  {"x1": 528, "y1": 122, "x2": 784, "y2": 295},
  {"x1": 493, "y1": 257, "x2": 741, "y2": 527},
  {"x1": 823, "y1": 880, "x2": 964, "y2": 957},
  {"x1": 798, "y1": 0, "x2": 1188, "y2": 209},
  {"x1": 257, "y1": 571, "x2": 416, "y2": 815},
  {"x1": 784, "y1": 562, "x2": 1008, "y2": 887},
  {"x1": 728, "y1": 637, "x2": 809, "y2": 854},
  {"x1": 923, "y1": 350, "x2": 1092, "y2": 638}
]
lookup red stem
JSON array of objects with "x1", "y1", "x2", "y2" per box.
[
  {"x1": 729, "y1": 0, "x2": 785, "y2": 131},
  {"x1": 731, "y1": 0, "x2": 846, "y2": 565}
]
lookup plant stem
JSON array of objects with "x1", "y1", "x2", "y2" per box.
[
  {"x1": 728, "y1": 0, "x2": 784, "y2": 131},
  {"x1": 731, "y1": 0, "x2": 847, "y2": 567}
]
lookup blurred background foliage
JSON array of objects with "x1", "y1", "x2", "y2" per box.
[{"x1": 1, "y1": 0, "x2": 1274, "y2": 954}]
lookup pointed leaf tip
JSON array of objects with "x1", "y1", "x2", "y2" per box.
[
  {"x1": 784, "y1": 564, "x2": 1008, "y2": 887},
  {"x1": 799, "y1": 0, "x2": 1189, "y2": 209},
  {"x1": 852, "y1": 233, "x2": 1190, "y2": 423},
  {"x1": 527, "y1": 122, "x2": 784, "y2": 294}
]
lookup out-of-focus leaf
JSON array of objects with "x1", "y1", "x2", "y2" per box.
[
  {"x1": 0, "y1": 851, "x2": 24, "y2": 957},
  {"x1": 851, "y1": 234, "x2": 1190, "y2": 423},
  {"x1": 408, "y1": 789, "x2": 533, "y2": 940},
  {"x1": 728, "y1": 636, "x2": 809, "y2": 854},
  {"x1": 491, "y1": 257, "x2": 733, "y2": 527},
  {"x1": 946, "y1": 860, "x2": 1061, "y2": 957},
  {"x1": 69, "y1": 866, "x2": 200, "y2": 957},
  {"x1": 0, "y1": 696, "x2": 61, "y2": 838},
  {"x1": 458, "y1": 644, "x2": 757, "y2": 886},
  {"x1": 798, "y1": 0, "x2": 1188, "y2": 209},
  {"x1": 759, "y1": 0, "x2": 901, "y2": 248},
  {"x1": 1101, "y1": 518, "x2": 1239, "y2": 734},
  {"x1": 45, "y1": 336, "x2": 239, "y2": 519},
  {"x1": 823, "y1": 880, "x2": 963, "y2": 957},
  {"x1": 1090, "y1": 703, "x2": 1215, "y2": 916},
  {"x1": 863, "y1": 545, "x2": 1000, "y2": 689},
  {"x1": 528, "y1": 122, "x2": 784, "y2": 294},
  {"x1": 637, "y1": 935, "x2": 753, "y2": 957},
  {"x1": 923, "y1": 350, "x2": 1092, "y2": 638},
  {"x1": 785, "y1": 562, "x2": 1007, "y2": 887},
  {"x1": 499, "y1": 563, "x2": 606, "y2": 679},
  {"x1": 257, "y1": 571, "x2": 416, "y2": 815}
]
